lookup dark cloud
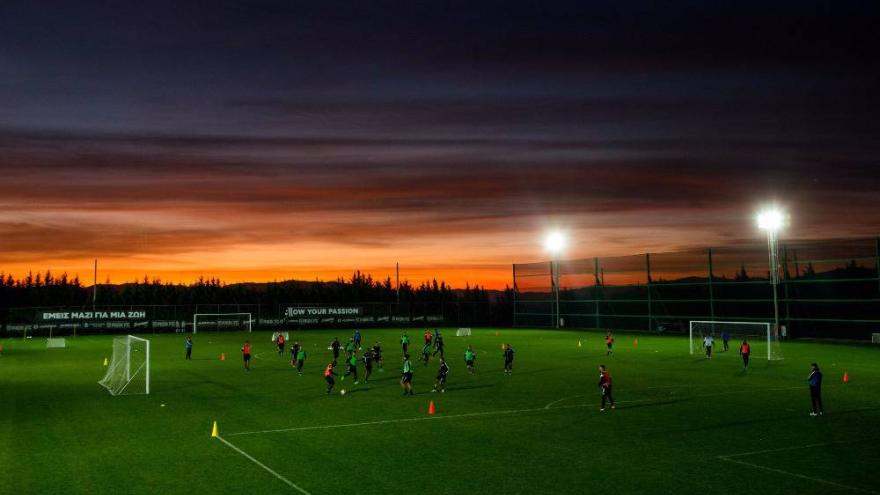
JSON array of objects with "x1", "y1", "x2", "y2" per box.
[{"x1": 1, "y1": 1, "x2": 878, "y2": 285}]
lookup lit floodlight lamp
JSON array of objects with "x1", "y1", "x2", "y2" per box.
[
  {"x1": 544, "y1": 231, "x2": 566, "y2": 255},
  {"x1": 757, "y1": 209, "x2": 785, "y2": 232}
]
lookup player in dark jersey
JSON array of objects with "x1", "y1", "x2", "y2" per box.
[
  {"x1": 362, "y1": 348, "x2": 374, "y2": 383},
  {"x1": 598, "y1": 364, "x2": 615, "y2": 411},
  {"x1": 503, "y1": 344, "x2": 514, "y2": 375},
  {"x1": 432, "y1": 333, "x2": 445, "y2": 358},
  {"x1": 808, "y1": 363, "x2": 823, "y2": 416},
  {"x1": 372, "y1": 342, "x2": 384, "y2": 371},
  {"x1": 324, "y1": 361, "x2": 338, "y2": 394},
  {"x1": 433, "y1": 357, "x2": 450, "y2": 393},
  {"x1": 421, "y1": 342, "x2": 432, "y2": 366},
  {"x1": 330, "y1": 337, "x2": 341, "y2": 361}
]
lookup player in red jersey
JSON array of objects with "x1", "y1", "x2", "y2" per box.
[
  {"x1": 324, "y1": 361, "x2": 338, "y2": 394},
  {"x1": 739, "y1": 339, "x2": 751, "y2": 371},
  {"x1": 605, "y1": 333, "x2": 614, "y2": 356},
  {"x1": 598, "y1": 364, "x2": 615, "y2": 411},
  {"x1": 241, "y1": 341, "x2": 252, "y2": 371},
  {"x1": 276, "y1": 332, "x2": 285, "y2": 356}
]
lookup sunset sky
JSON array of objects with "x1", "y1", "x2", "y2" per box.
[{"x1": 2, "y1": 1, "x2": 878, "y2": 288}]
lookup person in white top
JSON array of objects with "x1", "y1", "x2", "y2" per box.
[{"x1": 703, "y1": 335, "x2": 714, "y2": 359}]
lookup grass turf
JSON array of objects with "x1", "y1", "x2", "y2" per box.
[{"x1": 1, "y1": 328, "x2": 879, "y2": 495}]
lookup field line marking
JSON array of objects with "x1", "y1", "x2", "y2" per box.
[
  {"x1": 717, "y1": 455, "x2": 877, "y2": 494},
  {"x1": 544, "y1": 395, "x2": 583, "y2": 409},
  {"x1": 228, "y1": 403, "x2": 590, "y2": 437},
  {"x1": 718, "y1": 441, "x2": 846, "y2": 459},
  {"x1": 215, "y1": 435, "x2": 312, "y2": 495}
]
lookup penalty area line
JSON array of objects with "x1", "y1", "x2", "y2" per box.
[
  {"x1": 214, "y1": 435, "x2": 312, "y2": 495},
  {"x1": 717, "y1": 441, "x2": 878, "y2": 495}
]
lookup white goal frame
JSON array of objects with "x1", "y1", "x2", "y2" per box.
[
  {"x1": 192, "y1": 313, "x2": 253, "y2": 334},
  {"x1": 456, "y1": 328, "x2": 472, "y2": 337},
  {"x1": 99, "y1": 335, "x2": 150, "y2": 395},
  {"x1": 689, "y1": 320, "x2": 776, "y2": 360}
]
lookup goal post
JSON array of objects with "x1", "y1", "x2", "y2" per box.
[
  {"x1": 192, "y1": 313, "x2": 253, "y2": 334},
  {"x1": 456, "y1": 328, "x2": 472, "y2": 337},
  {"x1": 99, "y1": 335, "x2": 150, "y2": 395},
  {"x1": 689, "y1": 320, "x2": 782, "y2": 361}
]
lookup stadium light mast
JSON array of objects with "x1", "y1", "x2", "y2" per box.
[
  {"x1": 544, "y1": 231, "x2": 566, "y2": 329},
  {"x1": 757, "y1": 208, "x2": 785, "y2": 343}
]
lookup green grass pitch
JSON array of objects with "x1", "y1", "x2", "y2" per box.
[{"x1": 2, "y1": 328, "x2": 879, "y2": 494}]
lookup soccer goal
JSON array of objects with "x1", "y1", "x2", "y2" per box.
[
  {"x1": 690, "y1": 321, "x2": 782, "y2": 360},
  {"x1": 192, "y1": 313, "x2": 252, "y2": 333},
  {"x1": 99, "y1": 335, "x2": 150, "y2": 395},
  {"x1": 456, "y1": 328, "x2": 472, "y2": 337},
  {"x1": 271, "y1": 331, "x2": 289, "y2": 342}
]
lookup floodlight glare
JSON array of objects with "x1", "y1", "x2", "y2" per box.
[
  {"x1": 757, "y1": 209, "x2": 784, "y2": 232},
  {"x1": 544, "y1": 231, "x2": 566, "y2": 254}
]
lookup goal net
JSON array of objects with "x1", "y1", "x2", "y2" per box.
[
  {"x1": 99, "y1": 335, "x2": 150, "y2": 395},
  {"x1": 690, "y1": 321, "x2": 782, "y2": 361},
  {"x1": 456, "y1": 328, "x2": 472, "y2": 337},
  {"x1": 192, "y1": 313, "x2": 252, "y2": 333},
  {"x1": 271, "y1": 331, "x2": 290, "y2": 342}
]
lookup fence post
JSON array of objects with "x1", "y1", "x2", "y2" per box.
[
  {"x1": 594, "y1": 257, "x2": 601, "y2": 329},
  {"x1": 512, "y1": 263, "x2": 517, "y2": 327},
  {"x1": 876, "y1": 237, "x2": 880, "y2": 295},
  {"x1": 782, "y1": 244, "x2": 791, "y2": 333},
  {"x1": 645, "y1": 253, "x2": 652, "y2": 331},
  {"x1": 708, "y1": 248, "x2": 715, "y2": 321}
]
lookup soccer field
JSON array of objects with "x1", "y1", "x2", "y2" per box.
[{"x1": 1, "y1": 328, "x2": 878, "y2": 495}]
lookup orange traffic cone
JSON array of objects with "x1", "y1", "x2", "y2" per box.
[
  {"x1": 428, "y1": 401, "x2": 436, "y2": 415},
  {"x1": 220, "y1": 352, "x2": 226, "y2": 361},
  {"x1": 843, "y1": 371, "x2": 849, "y2": 383}
]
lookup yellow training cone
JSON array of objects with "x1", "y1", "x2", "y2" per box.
[
  {"x1": 103, "y1": 357, "x2": 108, "y2": 366},
  {"x1": 211, "y1": 421, "x2": 219, "y2": 438}
]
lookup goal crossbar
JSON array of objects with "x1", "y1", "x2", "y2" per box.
[
  {"x1": 192, "y1": 313, "x2": 253, "y2": 333},
  {"x1": 689, "y1": 320, "x2": 774, "y2": 360}
]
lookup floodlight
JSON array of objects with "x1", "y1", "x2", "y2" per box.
[
  {"x1": 544, "y1": 231, "x2": 566, "y2": 255},
  {"x1": 757, "y1": 209, "x2": 785, "y2": 232}
]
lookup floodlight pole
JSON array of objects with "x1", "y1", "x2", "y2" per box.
[
  {"x1": 554, "y1": 256, "x2": 560, "y2": 328},
  {"x1": 766, "y1": 228, "x2": 780, "y2": 349}
]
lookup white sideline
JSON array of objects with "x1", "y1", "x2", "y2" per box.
[
  {"x1": 215, "y1": 435, "x2": 312, "y2": 495},
  {"x1": 717, "y1": 443, "x2": 877, "y2": 494}
]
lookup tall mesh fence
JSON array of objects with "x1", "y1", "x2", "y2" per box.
[{"x1": 514, "y1": 237, "x2": 880, "y2": 339}]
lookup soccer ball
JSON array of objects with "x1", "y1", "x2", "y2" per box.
[{"x1": 340, "y1": 389, "x2": 346, "y2": 395}]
